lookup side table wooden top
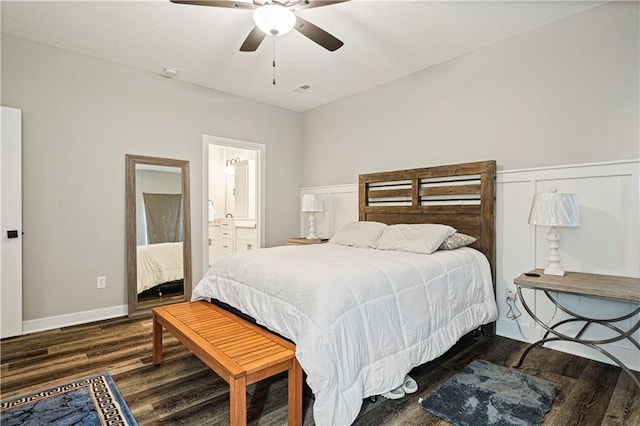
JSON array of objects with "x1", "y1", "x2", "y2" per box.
[
  {"x1": 514, "y1": 269, "x2": 640, "y2": 303},
  {"x1": 286, "y1": 237, "x2": 329, "y2": 245}
]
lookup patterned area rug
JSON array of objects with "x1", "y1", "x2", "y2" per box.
[
  {"x1": 0, "y1": 372, "x2": 137, "y2": 426},
  {"x1": 419, "y1": 359, "x2": 558, "y2": 426}
]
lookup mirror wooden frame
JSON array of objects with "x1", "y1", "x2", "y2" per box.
[{"x1": 126, "y1": 154, "x2": 192, "y2": 316}]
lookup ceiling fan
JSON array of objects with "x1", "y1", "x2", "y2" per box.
[{"x1": 169, "y1": 0, "x2": 350, "y2": 52}]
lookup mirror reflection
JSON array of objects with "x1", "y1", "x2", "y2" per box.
[{"x1": 126, "y1": 154, "x2": 191, "y2": 315}]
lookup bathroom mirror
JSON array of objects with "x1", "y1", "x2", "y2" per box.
[{"x1": 126, "y1": 154, "x2": 191, "y2": 316}]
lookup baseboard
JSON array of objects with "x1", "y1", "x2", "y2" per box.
[
  {"x1": 496, "y1": 318, "x2": 542, "y2": 343},
  {"x1": 21, "y1": 305, "x2": 129, "y2": 335}
]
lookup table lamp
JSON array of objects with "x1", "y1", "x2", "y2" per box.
[
  {"x1": 301, "y1": 194, "x2": 324, "y2": 239},
  {"x1": 528, "y1": 190, "x2": 580, "y2": 276}
]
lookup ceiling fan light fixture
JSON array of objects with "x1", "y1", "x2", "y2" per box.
[{"x1": 253, "y1": 5, "x2": 296, "y2": 36}]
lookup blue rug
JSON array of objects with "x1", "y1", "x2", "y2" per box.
[
  {"x1": 419, "y1": 359, "x2": 558, "y2": 426},
  {"x1": 1, "y1": 372, "x2": 137, "y2": 426}
]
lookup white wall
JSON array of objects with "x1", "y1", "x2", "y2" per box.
[
  {"x1": 301, "y1": 2, "x2": 639, "y2": 187},
  {"x1": 1, "y1": 34, "x2": 302, "y2": 324}
]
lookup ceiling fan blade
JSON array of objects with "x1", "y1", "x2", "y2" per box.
[
  {"x1": 294, "y1": 16, "x2": 343, "y2": 51},
  {"x1": 293, "y1": 0, "x2": 350, "y2": 10},
  {"x1": 240, "y1": 26, "x2": 267, "y2": 52},
  {"x1": 169, "y1": 0, "x2": 255, "y2": 9}
]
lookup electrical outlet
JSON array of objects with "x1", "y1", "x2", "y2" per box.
[
  {"x1": 506, "y1": 287, "x2": 517, "y2": 301},
  {"x1": 97, "y1": 276, "x2": 107, "y2": 289}
]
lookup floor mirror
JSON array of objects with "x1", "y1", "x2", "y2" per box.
[{"x1": 126, "y1": 154, "x2": 191, "y2": 316}]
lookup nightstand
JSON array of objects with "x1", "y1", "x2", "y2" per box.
[
  {"x1": 286, "y1": 237, "x2": 329, "y2": 246},
  {"x1": 513, "y1": 269, "x2": 640, "y2": 389}
]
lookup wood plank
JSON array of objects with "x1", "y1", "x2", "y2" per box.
[
  {"x1": 515, "y1": 269, "x2": 640, "y2": 303},
  {"x1": 419, "y1": 183, "x2": 481, "y2": 197},
  {"x1": 602, "y1": 372, "x2": 640, "y2": 425},
  {"x1": 367, "y1": 188, "x2": 412, "y2": 199},
  {"x1": 549, "y1": 362, "x2": 619, "y2": 425},
  {"x1": 358, "y1": 160, "x2": 495, "y2": 183}
]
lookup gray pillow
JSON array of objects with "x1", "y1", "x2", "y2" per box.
[{"x1": 438, "y1": 232, "x2": 477, "y2": 250}]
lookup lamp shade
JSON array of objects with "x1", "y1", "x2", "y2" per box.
[
  {"x1": 528, "y1": 191, "x2": 580, "y2": 227},
  {"x1": 301, "y1": 194, "x2": 324, "y2": 213},
  {"x1": 253, "y1": 5, "x2": 296, "y2": 36}
]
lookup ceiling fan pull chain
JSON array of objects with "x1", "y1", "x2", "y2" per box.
[{"x1": 272, "y1": 37, "x2": 276, "y2": 85}]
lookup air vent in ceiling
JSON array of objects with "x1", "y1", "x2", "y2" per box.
[
  {"x1": 292, "y1": 84, "x2": 313, "y2": 93},
  {"x1": 159, "y1": 68, "x2": 179, "y2": 78}
]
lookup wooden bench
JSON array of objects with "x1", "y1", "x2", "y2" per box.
[{"x1": 152, "y1": 301, "x2": 302, "y2": 426}]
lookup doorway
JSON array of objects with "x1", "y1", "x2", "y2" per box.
[{"x1": 202, "y1": 135, "x2": 265, "y2": 275}]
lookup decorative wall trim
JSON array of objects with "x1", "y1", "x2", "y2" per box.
[
  {"x1": 22, "y1": 305, "x2": 128, "y2": 335},
  {"x1": 498, "y1": 158, "x2": 640, "y2": 175}
]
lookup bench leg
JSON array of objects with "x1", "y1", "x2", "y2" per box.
[
  {"x1": 288, "y1": 359, "x2": 303, "y2": 426},
  {"x1": 152, "y1": 314, "x2": 163, "y2": 365},
  {"x1": 230, "y1": 376, "x2": 247, "y2": 426}
]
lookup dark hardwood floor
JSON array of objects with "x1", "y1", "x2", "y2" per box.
[{"x1": 1, "y1": 314, "x2": 638, "y2": 425}]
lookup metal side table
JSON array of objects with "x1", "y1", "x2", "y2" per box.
[{"x1": 513, "y1": 269, "x2": 640, "y2": 389}]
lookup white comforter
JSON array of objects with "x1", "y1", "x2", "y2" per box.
[
  {"x1": 192, "y1": 243, "x2": 497, "y2": 426},
  {"x1": 137, "y1": 242, "x2": 183, "y2": 294}
]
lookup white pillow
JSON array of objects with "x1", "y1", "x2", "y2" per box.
[
  {"x1": 374, "y1": 223, "x2": 457, "y2": 254},
  {"x1": 329, "y1": 221, "x2": 388, "y2": 248}
]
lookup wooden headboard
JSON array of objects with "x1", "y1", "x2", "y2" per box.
[{"x1": 359, "y1": 160, "x2": 497, "y2": 293}]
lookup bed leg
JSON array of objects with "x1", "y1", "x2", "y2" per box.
[{"x1": 481, "y1": 322, "x2": 496, "y2": 337}]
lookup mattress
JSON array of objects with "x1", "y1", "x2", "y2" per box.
[
  {"x1": 136, "y1": 242, "x2": 183, "y2": 294},
  {"x1": 192, "y1": 243, "x2": 498, "y2": 425}
]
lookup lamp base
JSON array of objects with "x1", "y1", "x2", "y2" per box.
[
  {"x1": 543, "y1": 265, "x2": 566, "y2": 276},
  {"x1": 306, "y1": 213, "x2": 318, "y2": 240},
  {"x1": 544, "y1": 226, "x2": 566, "y2": 276}
]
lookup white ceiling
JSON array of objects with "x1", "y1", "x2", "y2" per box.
[{"x1": 1, "y1": 0, "x2": 606, "y2": 112}]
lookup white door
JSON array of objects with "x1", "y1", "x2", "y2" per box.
[{"x1": 1, "y1": 106, "x2": 23, "y2": 338}]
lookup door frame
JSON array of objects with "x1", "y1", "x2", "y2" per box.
[{"x1": 202, "y1": 135, "x2": 265, "y2": 276}]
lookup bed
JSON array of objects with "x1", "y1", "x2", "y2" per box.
[
  {"x1": 192, "y1": 160, "x2": 498, "y2": 425},
  {"x1": 136, "y1": 242, "x2": 184, "y2": 294}
]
